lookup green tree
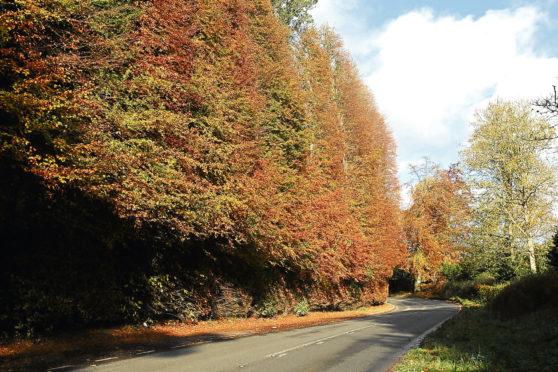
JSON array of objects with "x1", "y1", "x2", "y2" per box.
[
  {"x1": 461, "y1": 100, "x2": 556, "y2": 275},
  {"x1": 271, "y1": 0, "x2": 318, "y2": 34},
  {"x1": 548, "y1": 228, "x2": 558, "y2": 269}
]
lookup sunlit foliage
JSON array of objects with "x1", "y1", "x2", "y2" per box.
[
  {"x1": 404, "y1": 162, "x2": 471, "y2": 288},
  {"x1": 461, "y1": 100, "x2": 556, "y2": 275},
  {"x1": 0, "y1": 0, "x2": 404, "y2": 336}
]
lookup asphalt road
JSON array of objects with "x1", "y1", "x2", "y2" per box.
[{"x1": 79, "y1": 297, "x2": 459, "y2": 372}]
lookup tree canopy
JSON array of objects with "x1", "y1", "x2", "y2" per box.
[
  {"x1": 461, "y1": 100, "x2": 556, "y2": 275},
  {"x1": 271, "y1": 0, "x2": 318, "y2": 34},
  {"x1": 403, "y1": 161, "x2": 471, "y2": 288},
  {"x1": 0, "y1": 0, "x2": 404, "y2": 337}
]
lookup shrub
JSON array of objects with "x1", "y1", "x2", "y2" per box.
[
  {"x1": 294, "y1": 299, "x2": 310, "y2": 317},
  {"x1": 490, "y1": 271, "x2": 558, "y2": 317},
  {"x1": 435, "y1": 268, "x2": 512, "y2": 305},
  {"x1": 548, "y1": 235, "x2": 558, "y2": 269},
  {"x1": 439, "y1": 262, "x2": 463, "y2": 281},
  {"x1": 259, "y1": 298, "x2": 278, "y2": 318},
  {"x1": 146, "y1": 275, "x2": 201, "y2": 322},
  {"x1": 476, "y1": 284, "x2": 506, "y2": 305},
  {"x1": 436, "y1": 278, "x2": 507, "y2": 305},
  {"x1": 474, "y1": 272, "x2": 497, "y2": 286},
  {"x1": 438, "y1": 280, "x2": 477, "y2": 301}
]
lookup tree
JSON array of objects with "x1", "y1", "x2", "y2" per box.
[
  {"x1": 533, "y1": 85, "x2": 558, "y2": 146},
  {"x1": 535, "y1": 85, "x2": 558, "y2": 119},
  {"x1": 283, "y1": 26, "x2": 405, "y2": 301},
  {"x1": 271, "y1": 0, "x2": 318, "y2": 34},
  {"x1": 461, "y1": 100, "x2": 556, "y2": 275},
  {"x1": 548, "y1": 228, "x2": 558, "y2": 269},
  {"x1": 403, "y1": 161, "x2": 471, "y2": 289},
  {"x1": 0, "y1": 0, "x2": 405, "y2": 336}
]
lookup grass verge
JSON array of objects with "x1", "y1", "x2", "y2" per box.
[{"x1": 395, "y1": 273, "x2": 558, "y2": 371}]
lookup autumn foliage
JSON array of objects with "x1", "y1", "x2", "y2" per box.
[
  {"x1": 0, "y1": 0, "x2": 404, "y2": 337},
  {"x1": 403, "y1": 165, "x2": 471, "y2": 286}
]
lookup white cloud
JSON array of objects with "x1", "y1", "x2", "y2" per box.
[
  {"x1": 312, "y1": 3, "x2": 558, "y2": 183},
  {"x1": 310, "y1": 0, "x2": 379, "y2": 54},
  {"x1": 368, "y1": 7, "x2": 555, "y2": 146},
  {"x1": 311, "y1": 0, "x2": 362, "y2": 29}
]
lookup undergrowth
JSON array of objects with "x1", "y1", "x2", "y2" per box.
[
  {"x1": 396, "y1": 271, "x2": 558, "y2": 371},
  {"x1": 294, "y1": 299, "x2": 310, "y2": 317}
]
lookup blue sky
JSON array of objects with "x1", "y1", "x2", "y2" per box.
[{"x1": 311, "y1": 0, "x2": 558, "y2": 202}]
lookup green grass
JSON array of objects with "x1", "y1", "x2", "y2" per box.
[
  {"x1": 396, "y1": 272, "x2": 558, "y2": 371},
  {"x1": 396, "y1": 305, "x2": 558, "y2": 371}
]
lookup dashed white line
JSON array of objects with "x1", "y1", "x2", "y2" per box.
[
  {"x1": 266, "y1": 323, "x2": 376, "y2": 358},
  {"x1": 136, "y1": 350, "x2": 155, "y2": 355},
  {"x1": 95, "y1": 356, "x2": 118, "y2": 362},
  {"x1": 48, "y1": 365, "x2": 73, "y2": 371}
]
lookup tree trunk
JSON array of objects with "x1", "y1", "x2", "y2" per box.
[
  {"x1": 527, "y1": 237, "x2": 537, "y2": 274},
  {"x1": 507, "y1": 223, "x2": 519, "y2": 270},
  {"x1": 414, "y1": 272, "x2": 421, "y2": 293}
]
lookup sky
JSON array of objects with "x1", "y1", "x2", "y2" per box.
[{"x1": 310, "y1": 0, "x2": 558, "y2": 197}]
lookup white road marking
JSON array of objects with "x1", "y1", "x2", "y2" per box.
[
  {"x1": 267, "y1": 323, "x2": 376, "y2": 358},
  {"x1": 95, "y1": 357, "x2": 118, "y2": 362},
  {"x1": 136, "y1": 350, "x2": 155, "y2": 355},
  {"x1": 48, "y1": 365, "x2": 73, "y2": 371}
]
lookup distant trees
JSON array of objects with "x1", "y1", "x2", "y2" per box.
[
  {"x1": 461, "y1": 100, "x2": 556, "y2": 275},
  {"x1": 400, "y1": 101, "x2": 557, "y2": 286},
  {"x1": 403, "y1": 161, "x2": 471, "y2": 289}
]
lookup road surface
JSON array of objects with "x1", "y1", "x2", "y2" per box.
[{"x1": 79, "y1": 297, "x2": 459, "y2": 372}]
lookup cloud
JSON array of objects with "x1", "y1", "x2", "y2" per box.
[
  {"x1": 311, "y1": 0, "x2": 363, "y2": 29},
  {"x1": 310, "y1": 0, "x2": 379, "y2": 54},
  {"x1": 368, "y1": 7, "x2": 555, "y2": 146},
  {"x1": 312, "y1": 3, "x2": 558, "y2": 183}
]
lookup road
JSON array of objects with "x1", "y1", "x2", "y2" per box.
[{"x1": 80, "y1": 297, "x2": 459, "y2": 372}]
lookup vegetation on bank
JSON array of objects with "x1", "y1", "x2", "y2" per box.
[
  {"x1": 395, "y1": 270, "x2": 558, "y2": 371},
  {"x1": 1, "y1": 0, "x2": 404, "y2": 340}
]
